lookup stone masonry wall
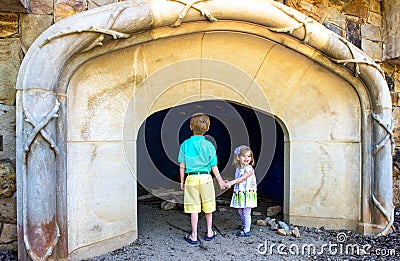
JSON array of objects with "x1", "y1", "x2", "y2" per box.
[{"x1": 0, "y1": 0, "x2": 399, "y2": 251}]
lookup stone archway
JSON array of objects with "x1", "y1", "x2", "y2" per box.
[{"x1": 16, "y1": 0, "x2": 394, "y2": 260}]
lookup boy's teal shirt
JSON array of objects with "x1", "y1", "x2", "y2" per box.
[{"x1": 178, "y1": 135, "x2": 218, "y2": 173}]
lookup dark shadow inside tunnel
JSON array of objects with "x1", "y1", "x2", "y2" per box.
[{"x1": 137, "y1": 100, "x2": 284, "y2": 203}]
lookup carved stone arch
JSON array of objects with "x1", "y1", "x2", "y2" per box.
[{"x1": 16, "y1": 0, "x2": 394, "y2": 260}]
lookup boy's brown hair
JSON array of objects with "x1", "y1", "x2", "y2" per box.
[{"x1": 190, "y1": 113, "x2": 210, "y2": 135}]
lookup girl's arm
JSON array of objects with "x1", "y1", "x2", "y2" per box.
[
  {"x1": 227, "y1": 167, "x2": 254, "y2": 187},
  {"x1": 179, "y1": 162, "x2": 186, "y2": 190}
]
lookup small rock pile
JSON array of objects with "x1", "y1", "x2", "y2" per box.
[{"x1": 256, "y1": 216, "x2": 301, "y2": 238}]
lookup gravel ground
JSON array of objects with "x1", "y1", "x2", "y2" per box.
[
  {"x1": 85, "y1": 196, "x2": 400, "y2": 261},
  {"x1": 3, "y1": 198, "x2": 399, "y2": 261}
]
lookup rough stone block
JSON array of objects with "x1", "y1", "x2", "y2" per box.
[
  {"x1": 20, "y1": 14, "x2": 53, "y2": 53},
  {"x1": 328, "y1": 0, "x2": 346, "y2": 11},
  {"x1": 342, "y1": 0, "x2": 368, "y2": 22},
  {"x1": 361, "y1": 39, "x2": 382, "y2": 61},
  {"x1": 324, "y1": 6, "x2": 346, "y2": 29},
  {"x1": 0, "y1": 198, "x2": 16, "y2": 224},
  {"x1": 0, "y1": 13, "x2": 18, "y2": 38},
  {"x1": 0, "y1": 105, "x2": 16, "y2": 162},
  {"x1": 369, "y1": 0, "x2": 381, "y2": 14},
  {"x1": 0, "y1": 163, "x2": 15, "y2": 199},
  {"x1": 0, "y1": 39, "x2": 20, "y2": 106},
  {"x1": 55, "y1": 0, "x2": 87, "y2": 23},
  {"x1": 0, "y1": 223, "x2": 17, "y2": 244},
  {"x1": 367, "y1": 12, "x2": 382, "y2": 26},
  {"x1": 361, "y1": 24, "x2": 381, "y2": 42},
  {"x1": 29, "y1": 0, "x2": 53, "y2": 14}
]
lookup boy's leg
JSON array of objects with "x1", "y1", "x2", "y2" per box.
[
  {"x1": 242, "y1": 207, "x2": 252, "y2": 233},
  {"x1": 190, "y1": 213, "x2": 199, "y2": 240},
  {"x1": 205, "y1": 212, "x2": 213, "y2": 237}
]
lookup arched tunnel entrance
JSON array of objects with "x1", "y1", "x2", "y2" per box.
[{"x1": 137, "y1": 100, "x2": 284, "y2": 203}]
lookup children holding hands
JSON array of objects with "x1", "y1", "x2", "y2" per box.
[{"x1": 179, "y1": 113, "x2": 257, "y2": 245}]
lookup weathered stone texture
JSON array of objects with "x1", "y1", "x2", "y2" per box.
[
  {"x1": 361, "y1": 23, "x2": 381, "y2": 42},
  {"x1": 0, "y1": 105, "x2": 15, "y2": 163},
  {"x1": 370, "y1": 0, "x2": 381, "y2": 14},
  {"x1": 381, "y1": 63, "x2": 400, "y2": 94},
  {"x1": 0, "y1": 198, "x2": 16, "y2": 224},
  {"x1": 367, "y1": 11, "x2": 382, "y2": 26},
  {"x1": 20, "y1": 14, "x2": 53, "y2": 53},
  {"x1": 0, "y1": 224, "x2": 17, "y2": 244},
  {"x1": 55, "y1": 0, "x2": 87, "y2": 23},
  {"x1": 0, "y1": 39, "x2": 21, "y2": 106},
  {"x1": 342, "y1": 0, "x2": 369, "y2": 22},
  {"x1": 0, "y1": 13, "x2": 18, "y2": 38},
  {"x1": 361, "y1": 39, "x2": 382, "y2": 61},
  {"x1": 29, "y1": 0, "x2": 53, "y2": 14},
  {"x1": 382, "y1": 0, "x2": 400, "y2": 63},
  {"x1": 0, "y1": 163, "x2": 15, "y2": 199},
  {"x1": 88, "y1": 0, "x2": 119, "y2": 9}
]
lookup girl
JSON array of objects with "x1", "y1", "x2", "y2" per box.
[{"x1": 226, "y1": 145, "x2": 257, "y2": 237}]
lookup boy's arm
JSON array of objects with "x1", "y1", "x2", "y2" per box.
[
  {"x1": 211, "y1": 165, "x2": 226, "y2": 189},
  {"x1": 179, "y1": 162, "x2": 186, "y2": 190}
]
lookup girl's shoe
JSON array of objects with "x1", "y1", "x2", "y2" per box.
[{"x1": 236, "y1": 230, "x2": 251, "y2": 237}]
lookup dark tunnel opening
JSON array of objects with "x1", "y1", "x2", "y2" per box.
[{"x1": 137, "y1": 100, "x2": 284, "y2": 203}]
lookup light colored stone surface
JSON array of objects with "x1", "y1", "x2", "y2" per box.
[
  {"x1": 67, "y1": 141, "x2": 136, "y2": 255},
  {"x1": 289, "y1": 142, "x2": 360, "y2": 221},
  {"x1": 276, "y1": 63, "x2": 361, "y2": 142},
  {"x1": 20, "y1": 14, "x2": 53, "y2": 53},
  {"x1": 361, "y1": 39, "x2": 383, "y2": 61},
  {"x1": 0, "y1": 105, "x2": 15, "y2": 162},
  {"x1": 249, "y1": 43, "x2": 315, "y2": 115},
  {"x1": 67, "y1": 48, "x2": 135, "y2": 142},
  {"x1": 361, "y1": 24, "x2": 381, "y2": 42},
  {"x1": 0, "y1": 38, "x2": 20, "y2": 106}
]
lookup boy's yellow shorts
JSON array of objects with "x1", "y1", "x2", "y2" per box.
[{"x1": 184, "y1": 174, "x2": 216, "y2": 214}]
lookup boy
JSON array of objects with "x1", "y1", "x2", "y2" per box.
[{"x1": 178, "y1": 113, "x2": 226, "y2": 244}]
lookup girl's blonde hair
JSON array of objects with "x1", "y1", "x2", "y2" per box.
[{"x1": 233, "y1": 145, "x2": 255, "y2": 168}]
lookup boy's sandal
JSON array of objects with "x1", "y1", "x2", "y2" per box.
[
  {"x1": 184, "y1": 234, "x2": 198, "y2": 245},
  {"x1": 236, "y1": 230, "x2": 251, "y2": 237},
  {"x1": 204, "y1": 231, "x2": 217, "y2": 241}
]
